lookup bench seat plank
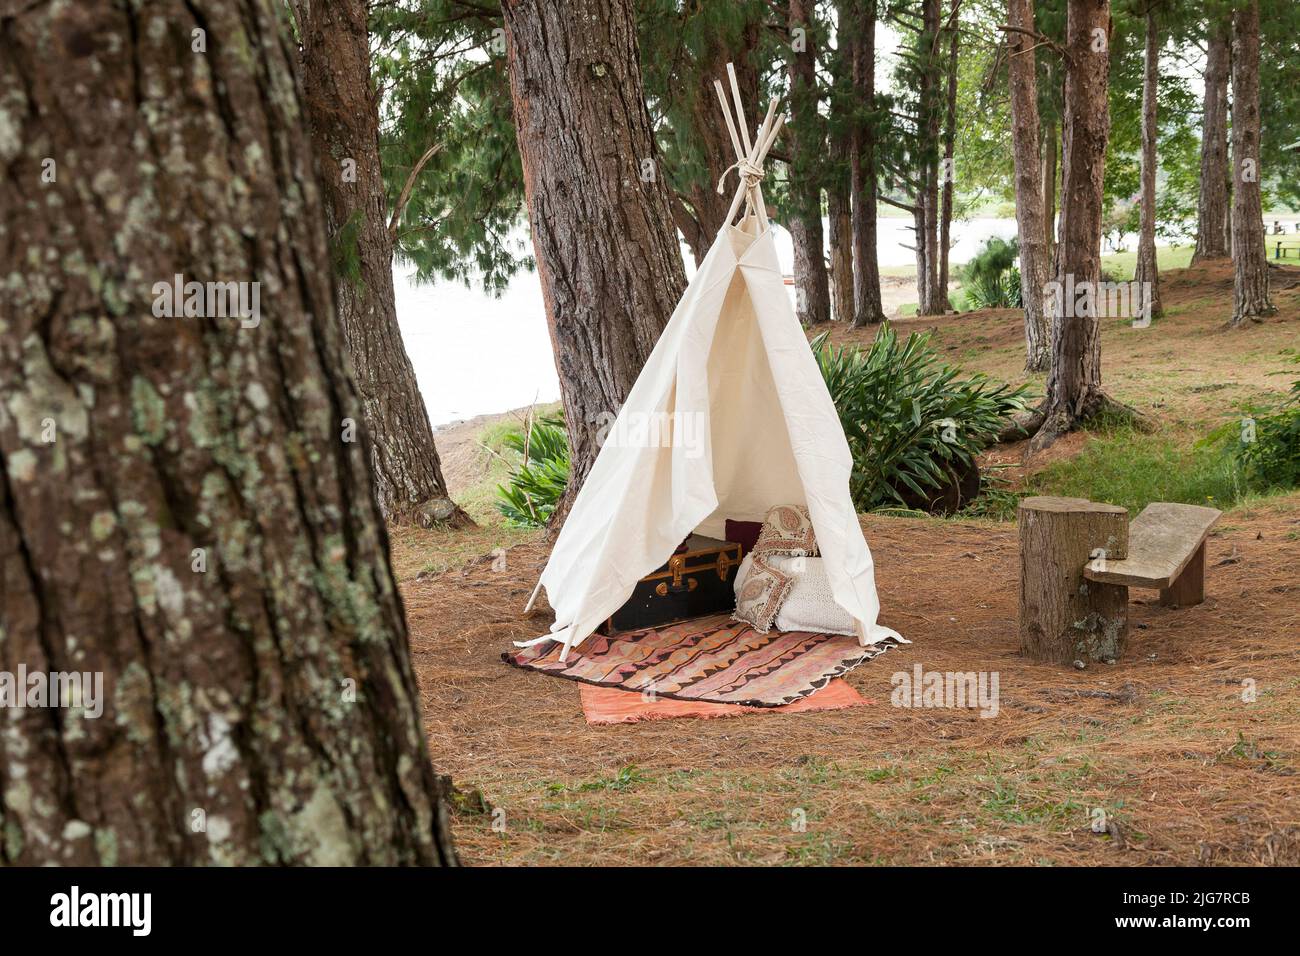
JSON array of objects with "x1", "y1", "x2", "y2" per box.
[{"x1": 1082, "y1": 502, "x2": 1221, "y2": 589}]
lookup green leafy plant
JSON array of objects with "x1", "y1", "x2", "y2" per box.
[
  {"x1": 812, "y1": 325, "x2": 1030, "y2": 511},
  {"x1": 959, "y1": 236, "x2": 1022, "y2": 310},
  {"x1": 1210, "y1": 365, "x2": 1300, "y2": 492},
  {"x1": 496, "y1": 413, "x2": 570, "y2": 527}
]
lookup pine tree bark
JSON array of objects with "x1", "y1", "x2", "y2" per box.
[
  {"x1": 828, "y1": 142, "x2": 857, "y2": 323},
  {"x1": 1192, "y1": 15, "x2": 1232, "y2": 264},
  {"x1": 1042, "y1": 108, "x2": 1058, "y2": 265},
  {"x1": 828, "y1": 6, "x2": 856, "y2": 324},
  {"x1": 293, "y1": 0, "x2": 470, "y2": 530},
  {"x1": 1006, "y1": 0, "x2": 1051, "y2": 373},
  {"x1": 1229, "y1": 0, "x2": 1275, "y2": 325},
  {"x1": 936, "y1": 5, "x2": 958, "y2": 313},
  {"x1": 846, "y1": 0, "x2": 887, "y2": 326},
  {"x1": 788, "y1": 0, "x2": 832, "y2": 326},
  {"x1": 0, "y1": 0, "x2": 455, "y2": 865},
  {"x1": 1133, "y1": 3, "x2": 1163, "y2": 319},
  {"x1": 502, "y1": 0, "x2": 687, "y2": 525},
  {"x1": 912, "y1": 0, "x2": 944, "y2": 317},
  {"x1": 1032, "y1": 0, "x2": 1118, "y2": 451}
]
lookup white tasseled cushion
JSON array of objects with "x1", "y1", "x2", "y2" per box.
[{"x1": 734, "y1": 554, "x2": 858, "y2": 636}]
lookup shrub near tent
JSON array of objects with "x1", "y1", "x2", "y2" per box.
[
  {"x1": 1213, "y1": 365, "x2": 1300, "y2": 492},
  {"x1": 497, "y1": 414, "x2": 570, "y2": 527},
  {"x1": 958, "y1": 236, "x2": 1024, "y2": 310},
  {"x1": 812, "y1": 327, "x2": 1030, "y2": 513}
]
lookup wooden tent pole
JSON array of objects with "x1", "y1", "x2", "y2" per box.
[
  {"x1": 714, "y1": 80, "x2": 745, "y2": 164},
  {"x1": 714, "y1": 66, "x2": 787, "y2": 230},
  {"x1": 727, "y1": 63, "x2": 753, "y2": 156},
  {"x1": 714, "y1": 78, "x2": 755, "y2": 222}
]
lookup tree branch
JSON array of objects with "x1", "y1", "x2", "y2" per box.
[
  {"x1": 879, "y1": 195, "x2": 919, "y2": 214},
  {"x1": 998, "y1": 24, "x2": 1065, "y2": 58},
  {"x1": 388, "y1": 143, "x2": 443, "y2": 244}
]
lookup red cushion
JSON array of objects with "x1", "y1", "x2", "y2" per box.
[{"x1": 725, "y1": 519, "x2": 763, "y2": 553}]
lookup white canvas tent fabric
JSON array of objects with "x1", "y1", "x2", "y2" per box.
[{"x1": 520, "y1": 68, "x2": 902, "y2": 662}]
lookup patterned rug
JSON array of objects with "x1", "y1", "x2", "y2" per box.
[
  {"x1": 579, "y1": 679, "x2": 869, "y2": 725},
  {"x1": 504, "y1": 613, "x2": 902, "y2": 708}
]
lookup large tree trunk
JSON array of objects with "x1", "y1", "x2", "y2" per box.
[
  {"x1": 1006, "y1": 0, "x2": 1051, "y2": 373},
  {"x1": 1229, "y1": 0, "x2": 1275, "y2": 325},
  {"x1": 502, "y1": 0, "x2": 687, "y2": 526},
  {"x1": 1032, "y1": 0, "x2": 1118, "y2": 452},
  {"x1": 1133, "y1": 3, "x2": 1163, "y2": 319},
  {"x1": 294, "y1": 0, "x2": 471, "y2": 529},
  {"x1": 828, "y1": 141, "x2": 857, "y2": 323},
  {"x1": 1192, "y1": 15, "x2": 1232, "y2": 264},
  {"x1": 914, "y1": 0, "x2": 945, "y2": 316},
  {"x1": 828, "y1": 4, "x2": 857, "y2": 324},
  {"x1": 846, "y1": 0, "x2": 887, "y2": 326},
  {"x1": 788, "y1": 0, "x2": 833, "y2": 326},
  {"x1": 936, "y1": 4, "x2": 959, "y2": 314},
  {"x1": 0, "y1": 0, "x2": 455, "y2": 865},
  {"x1": 1042, "y1": 108, "x2": 1058, "y2": 266},
  {"x1": 912, "y1": 204, "x2": 932, "y2": 314}
]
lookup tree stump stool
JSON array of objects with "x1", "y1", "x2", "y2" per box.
[{"x1": 1018, "y1": 496, "x2": 1130, "y2": 666}]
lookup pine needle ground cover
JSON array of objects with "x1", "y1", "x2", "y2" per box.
[
  {"x1": 404, "y1": 502, "x2": 1299, "y2": 866},
  {"x1": 408, "y1": 261, "x2": 1300, "y2": 866}
]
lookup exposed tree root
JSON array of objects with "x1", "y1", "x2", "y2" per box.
[
  {"x1": 393, "y1": 496, "x2": 476, "y2": 530},
  {"x1": 1028, "y1": 390, "x2": 1153, "y2": 454},
  {"x1": 996, "y1": 401, "x2": 1048, "y2": 444}
]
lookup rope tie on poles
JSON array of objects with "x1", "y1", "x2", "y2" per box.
[{"x1": 717, "y1": 158, "x2": 766, "y2": 195}]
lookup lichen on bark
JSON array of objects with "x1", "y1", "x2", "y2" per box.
[{"x1": 0, "y1": 0, "x2": 455, "y2": 865}]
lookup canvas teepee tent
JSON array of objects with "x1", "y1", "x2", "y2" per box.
[{"x1": 520, "y1": 66, "x2": 901, "y2": 662}]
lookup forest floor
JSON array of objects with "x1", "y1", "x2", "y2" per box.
[{"x1": 400, "y1": 258, "x2": 1300, "y2": 865}]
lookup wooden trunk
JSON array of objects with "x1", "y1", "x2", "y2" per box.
[
  {"x1": 294, "y1": 0, "x2": 469, "y2": 528},
  {"x1": 501, "y1": 0, "x2": 687, "y2": 524},
  {"x1": 1006, "y1": 0, "x2": 1050, "y2": 372},
  {"x1": 1229, "y1": 0, "x2": 1275, "y2": 324},
  {"x1": 788, "y1": 0, "x2": 832, "y2": 326},
  {"x1": 935, "y1": 1, "x2": 958, "y2": 313},
  {"x1": 828, "y1": 167, "x2": 856, "y2": 324},
  {"x1": 603, "y1": 537, "x2": 742, "y2": 634},
  {"x1": 1019, "y1": 497, "x2": 1130, "y2": 666},
  {"x1": 1193, "y1": 16, "x2": 1232, "y2": 263},
  {"x1": 845, "y1": 0, "x2": 886, "y2": 327},
  {"x1": 1133, "y1": 6, "x2": 1162, "y2": 319},
  {"x1": 0, "y1": 0, "x2": 454, "y2": 864},
  {"x1": 1036, "y1": 0, "x2": 1112, "y2": 439}
]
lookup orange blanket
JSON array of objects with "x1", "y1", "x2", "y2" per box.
[{"x1": 579, "y1": 677, "x2": 869, "y2": 725}]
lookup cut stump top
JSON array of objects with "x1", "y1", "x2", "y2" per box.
[
  {"x1": 1019, "y1": 496, "x2": 1128, "y2": 515},
  {"x1": 1083, "y1": 502, "x2": 1221, "y2": 589}
]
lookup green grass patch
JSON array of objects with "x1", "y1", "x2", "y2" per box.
[
  {"x1": 1098, "y1": 243, "x2": 1195, "y2": 280},
  {"x1": 546, "y1": 764, "x2": 650, "y2": 795},
  {"x1": 1026, "y1": 426, "x2": 1244, "y2": 516}
]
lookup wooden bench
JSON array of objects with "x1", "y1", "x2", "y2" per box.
[
  {"x1": 1018, "y1": 497, "x2": 1220, "y2": 666},
  {"x1": 1083, "y1": 502, "x2": 1220, "y2": 607}
]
